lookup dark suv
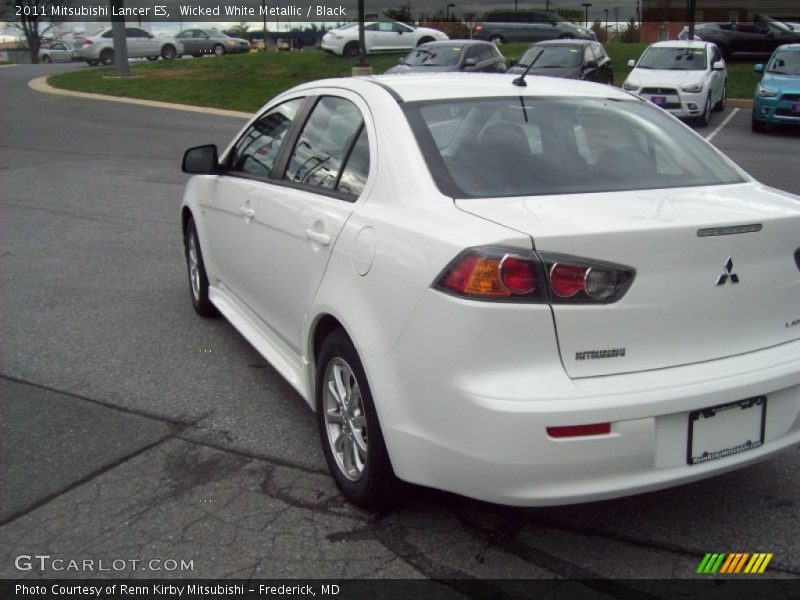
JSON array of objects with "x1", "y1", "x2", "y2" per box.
[{"x1": 474, "y1": 10, "x2": 596, "y2": 44}]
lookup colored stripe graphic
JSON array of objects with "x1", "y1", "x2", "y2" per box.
[{"x1": 698, "y1": 552, "x2": 774, "y2": 574}]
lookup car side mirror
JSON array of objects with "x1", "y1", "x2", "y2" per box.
[
  {"x1": 712, "y1": 60, "x2": 724, "y2": 70},
  {"x1": 754, "y1": 63, "x2": 764, "y2": 73},
  {"x1": 182, "y1": 144, "x2": 219, "y2": 174},
  {"x1": 464, "y1": 58, "x2": 478, "y2": 67},
  {"x1": 585, "y1": 59, "x2": 598, "y2": 69},
  {"x1": 627, "y1": 59, "x2": 636, "y2": 68}
]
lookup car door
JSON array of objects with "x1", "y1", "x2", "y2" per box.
[
  {"x1": 176, "y1": 30, "x2": 196, "y2": 54},
  {"x1": 707, "y1": 45, "x2": 723, "y2": 103},
  {"x1": 199, "y1": 98, "x2": 307, "y2": 310},
  {"x1": 236, "y1": 93, "x2": 372, "y2": 354},
  {"x1": 392, "y1": 22, "x2": 415, "y2": 50},
  {"x1": 49, "y1": 43, "x2": 66, "y2": 61}
]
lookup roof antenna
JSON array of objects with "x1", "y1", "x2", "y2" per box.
[{"x1": 512, "y1": 49, "x2": 543, "y2": 87}]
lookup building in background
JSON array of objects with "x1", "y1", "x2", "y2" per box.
[{"x1": 641, "y1": 0, "x2": 800, "y2": 42}]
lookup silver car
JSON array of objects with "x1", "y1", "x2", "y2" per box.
[
  {"x1": 76, "y1": 27, "x2": 183, "y2": 66},
  {"x1": 39, "y1": 42, "x2": 74, "y2": 63},
  {"x1": 175, "y1": 29, "x2": 250, "y2": 57}
]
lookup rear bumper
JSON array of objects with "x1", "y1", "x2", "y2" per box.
[{"x1": 365, "y1": 289, "x2": 800, "y2": 506}]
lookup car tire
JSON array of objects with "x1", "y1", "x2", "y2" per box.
[
  {"x1": 751, "y1": 112, "x2": 767, "y2": 133},
  {"x1": 343, "y1": 42, "x2": 359, "y2": 58},
  {"x1": 86, "y1": 60, "x2": 99, "y2": 66},
  {"x1": 212, "y1": 43, "x2": 225, "y2": 56},
  {"x1": 161, "y1": 45, "x2": 177, "y2": 60},
  {"x1": 559, "y1": 33, "x2": 576, "y2": 39},
  {"x1": 147, "y1": 56, "x2": 159, "y2": 61},
  {"x1": 184, "y1": 218, "x2": 218, "y2": 318},
  {"x1": 417, "y1": 36, "x2": 434, "y2": 46},
  {"x1": 487, "y1": 34, "x2": 505, "y2": 44},
  {"x1": 41, "y1": 55, "x2": 52, "y2": 63},
  {"x1": 697, "y1": 95, "x2": 712, "y2": 127},
  {"x1": 714, "y1": 82, "x2": 726, "y2": 111},
  {"x1": 719, "y1": 45, "x2": 732, "y2": 61},
  {"x1": 100, "y1": 48, "x2": 114, "y2": 65},
  {"x1": 316, "y1": 329, "x2": 407, "y2": 510}
]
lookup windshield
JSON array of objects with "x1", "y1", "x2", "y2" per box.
[
  {"x1": 758, "y1": 15, "x2": 791, "y2": 33},
  {"x1": 403, "y1": 97, "x2": 745, "y2": 198},
  {"x1": 403, "y1": 45, "x2": 463, "y2": 66},
  {"x1": 768, "y1": 50, "x2": 800, "y2": 74},
  {"x1": 637, "y1": 47, "x2": 707, "y2": 70},
  {"x1": 519, "y1": 45, "x2": 582, "y2": 68}
]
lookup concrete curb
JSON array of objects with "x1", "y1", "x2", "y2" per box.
[
  {"x1": 28, "y1": 76, "x2": 251, "y2": 119},
  {"x1": 0, "y1": 64, "x2": 19, "y2": 68},
  {"x1": 29, "y1": 74, "x2": 756, "y2": 114}
]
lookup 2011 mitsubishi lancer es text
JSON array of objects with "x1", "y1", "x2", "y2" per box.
[{"x1": 179, "y1": 73, "x2": 800, "y2": 509}]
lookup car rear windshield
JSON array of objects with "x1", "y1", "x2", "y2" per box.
[
  {"x1": 403, "y1": 96, "x2": 745, "y2": 198},
  {"x1": 519, "y1": 45, "x2": 582, "y2": 68},
  {"x1": 637, "y1": 47, "x2": 707, "y2": 70},
  {"x1": 403, "y1": 45, "x2": 463, "y2": 66}
]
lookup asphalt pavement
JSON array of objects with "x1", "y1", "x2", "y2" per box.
[{"x1": 1, "y1": 63, "x2": 799, "y2": 585}]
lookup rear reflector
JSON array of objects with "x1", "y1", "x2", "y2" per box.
[
  {"x1": 795, "y1": 248, "x2": 800, "y2": 271},
  {"x1": 547, "y1": 423, "x2": 611, "y2": 438}
]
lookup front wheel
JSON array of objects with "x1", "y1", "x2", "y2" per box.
[
  {"x1": 343, "y1": 41, "x2": 359, "y2": 58},
  {"x1": 99, "y1": 48, "x2": 114, "y2": 65},
  {"x1": 697, "y1": 95, "x2": 712, "y2": 127},
  {"x1": 212, "y1": 43, "x2": 225, "y2": 56},
  {"x1": 41, "y1": 55, "x2": 52, "y2": 63},
  {"x1": 417, "y1": 36, "x2": 434, "y2": 46},
  {"x1": 487, "y1": 34, "x2": 505, "y2": 44},
  {"x1": 161, "y1": 44, "x2": 177, "y2": 60},
  {"x1": 713, "y1": 82, "x2": 726, "y2": 111},
  {"x1": 558, "y1": 33, "x2": 576, "y2": 39},
  {"x1": 316, "y1": 329, "x2": 407, "y2": 509},
  {"x1": 184, "y1": 218, "x2": 217, "y2": 317}
]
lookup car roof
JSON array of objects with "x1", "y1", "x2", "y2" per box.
[
  {"x1": 292, "y1": 73, "x2": 633, "y2": 104},
  {"x1": 418, "y1": 40, "x2": 494, "y2": 47},
  {"x1": 776, "y1": 43, "x2": 800, "y2": 51},
  {"x1": 534, "y1": 39, "x2": 595, "y2": 47},
  {"x1": 649, "y1": 40, "x2": 713, "y2": 50}
]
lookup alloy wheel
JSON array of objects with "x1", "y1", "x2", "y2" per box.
[
  {"x1": 187, "y1": 230, "x2": 201, "y2": 301},
  {"x1": 323, "y1": 357, "x2": 368, "y2": 482}
]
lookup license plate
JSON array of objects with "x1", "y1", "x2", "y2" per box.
[
  {"x1": 792, "y1": 103, "x2": 800, "y2": 113},
  {"x1": 687, "y1": 397, "x2": 766, "y2": 465},
  {"x1": 651, "y1": 96, "x2": 666, "y2": 106}
]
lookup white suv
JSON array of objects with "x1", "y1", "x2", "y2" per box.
[
  {"x1": 321, "y1": 21, "x2": 448, "y2": 57},
  {"x1": 623, "y1": 40, "x2": 727, "y2": 126},
  {"x1": 76, "y1": 27, "x2": 183, "y2": 66}
]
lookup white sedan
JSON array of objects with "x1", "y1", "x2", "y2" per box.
[
  {"x1": 180, "y1": 73, "x2": 800, "y2": 509},
  {"x1": 321, "y1": 21, "x2": 448, "y2": 57},
  {"x1": 623, "y1": 40, "x2": 727, "y2": 126}
]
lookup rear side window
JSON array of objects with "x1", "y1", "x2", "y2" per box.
[
  {"x1": 229, "y1": 98, "x2": 304, "y2": 177},
  {"x1": 404, "y1": 97, "x2": 745, "y2": 198},
  {"x1": 284, "y1": 96, "x2": 369, "y2": 196}
]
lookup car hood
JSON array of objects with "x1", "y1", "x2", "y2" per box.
[
  {"x1": 760, "y1": 71, "x2": 800, "y2": 92},
  {"x1": 386, "y1": 64, "x2": 460, "y2": 73},
  {"x1": 507, "y1": 66, "x2": 582, "y2": 78},
  {"x1": 629, "y1": 68, "x2": 707, "y2": 87}
]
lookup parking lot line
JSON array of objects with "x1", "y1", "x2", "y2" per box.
[{"x1": 705, "y1": 108, "x2": 740, "y2": 142}]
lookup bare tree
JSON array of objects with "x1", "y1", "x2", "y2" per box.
[{"x1": 2, "y1": 0, "x2": 68, "y2": 63}]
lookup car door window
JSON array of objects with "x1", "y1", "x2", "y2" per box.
[
  {"x1": 465, "y1": 46, "x2": 481, "y2": 63},
  {"x1": 284, "y1": 96, "x2": 367, "y2": 194},
  {"x1": 336, "y1": 128, "x2": 370, "y2": 196},
  {"x1": 584, "y1": 46, "x2": 594, "y2": 64},
  {"x1": 126, "y1": 28, "x2": 148, "y2": 38},
  {"x1": 195, "y1": 30, "x2": 209, "y2": 38},
  {"x1": 229, "y1": 98, "x2": 304, "y2": 177},
  {"x1": 393, "y1": 23, "x2": 413, "y2": 33}
]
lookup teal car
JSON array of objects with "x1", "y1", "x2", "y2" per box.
[{"x1": 752, "y1": 43, "x2": 800, "y2": 132}]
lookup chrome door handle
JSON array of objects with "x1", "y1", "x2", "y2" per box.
[
  {"x1": 305, "y1": 230, "x2": 331, "y2": 246},
  {"x1": 239, "y1": 207, "x2": 255, "y2": 218}
]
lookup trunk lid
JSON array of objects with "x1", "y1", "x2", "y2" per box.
[{"x1": 456, "y1": 182, "x2": 800, "y2": 378}]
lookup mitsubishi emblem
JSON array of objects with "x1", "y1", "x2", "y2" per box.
[{"x1": 716, "y1": 257, "x2": 739, "y2": 286}]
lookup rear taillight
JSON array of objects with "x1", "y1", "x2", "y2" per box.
[
  {"x1": 434, "y1": 247, "x2": 634, "y2": 303},
  {"x1": 795, "y1": 248, "x2": 800, "y2": 271},
  {"x1": 474, "y1": 25, "x2": 484, "y2": 34},
  {"x1": 82, "y1": 38, "x2": 92, "y2": 45},
  {"x1": 436, "y1": 247, "x2": 543, "y2": 301}
]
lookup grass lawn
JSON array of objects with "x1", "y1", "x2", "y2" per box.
[{"x1": 49, "y1": 43, "x2": 760, "y2": 114}]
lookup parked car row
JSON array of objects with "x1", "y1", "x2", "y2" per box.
[
  {"x1": 751, "y1": 43, "x2": 800, "y2": 132},
  {"x1": 678, "y1": 14, "x2": 800, "y2": 60}
]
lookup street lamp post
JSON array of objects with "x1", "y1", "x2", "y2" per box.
[
  {"x1": 355, "y1": 0, "x2": 369, "y2": 70},
  {"x1": 582, "y1": 3, "x2": 592, "y2": 29},
  {"x1": 262, "y1": 0, "x2": 267, "y2": 51},
  {"x1": 108, "y1": 0, "x2": 130, "y2": 76},
  {"x1": 614, "y1": 7, "x2": 620, "y2": 38},
  {"x1": 604, "y1": 8, "x2": 608, "y2": 38},
  {"x1": 687, "y1": 0, "x2": 697, "y2": 38},
  {"x1": 446, "y1": 3, "x2": 455, "y2": 21}
]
